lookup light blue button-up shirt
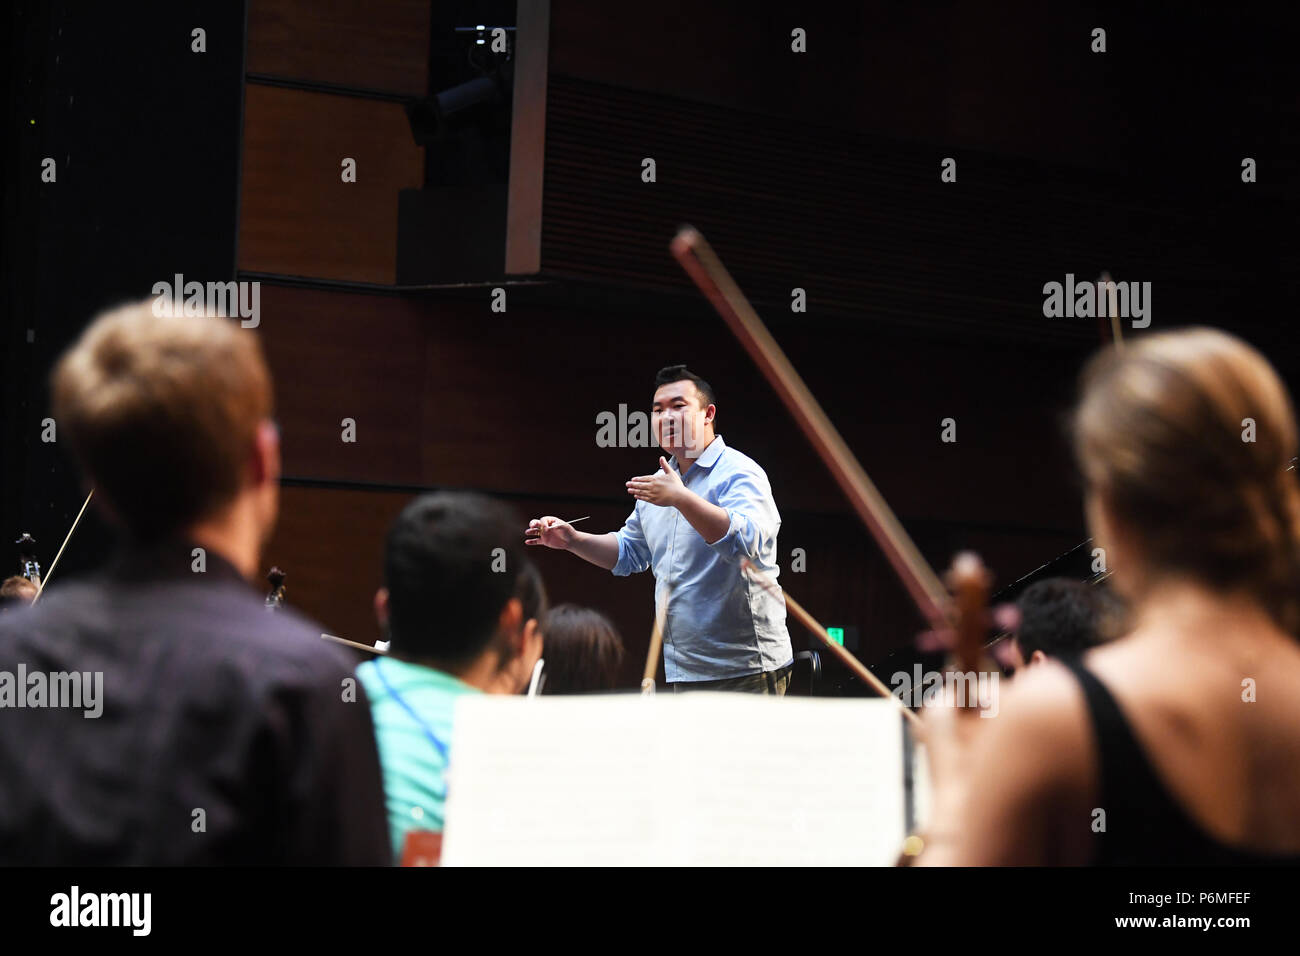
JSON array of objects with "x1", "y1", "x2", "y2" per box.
[{"x1": 613, "y1": 435, "x2": 793, "y2": 682}]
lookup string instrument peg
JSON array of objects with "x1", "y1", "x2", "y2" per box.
[
  {"x1": 15, "y1": 533, "x2": 42, "y2": 586},
  {"x1": 265, "y1": 566, "x2": 286, "y2": 611},
  {"x1": 943, "y1": 551, "x2": 998, "y2": 714}
]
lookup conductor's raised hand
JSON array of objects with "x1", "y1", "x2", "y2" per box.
[
  {"x1": 626, "y1": 457, "x2": 684, "y2": 507},
  {"x1": 525, "y1": 516, "x2": 576, "y2": 549}
]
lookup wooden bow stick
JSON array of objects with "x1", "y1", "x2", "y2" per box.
[
  {"x1": 641, "y1": 589, "x2": 670, "y2": 694},
  {"x1": 671, "y1": 228, "x2": 950, "y2": 631},
  {"x1": 670, "y1": 229, "x2": 994, "y2": 867},
  {"x1": 743, "y1": 560, "x2": 920, "y2": 726},
  {"x1": 32, "y1": 489, "x2": 95, "y2": 605},
  {"x1": 670, "y1": 227, "x2": 995, "y2": 700}
]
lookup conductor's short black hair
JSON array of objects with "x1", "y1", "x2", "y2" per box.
[
  {"x1": 1015, "y1": 578, "x2": 1103, "y2": 662},
  {"x1": 654, "y1": 365, "x2": 715, "y2": 409},
  {"x1": 384, "y1": 492, "x2": 546, "y2": 668}
]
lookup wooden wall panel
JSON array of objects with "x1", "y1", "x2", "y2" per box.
[
  {"x1": 252, "y1": 285, "x2": 1088, "y2": 533},
  {"x1": 238, "y1": 85, "x2": 423, "y2": 283},
  {"x1": 265, "y1": 485, "x2": 407, "y2": 646},
  {"x1": 256, "y1": 285, "x2": 428, "y2": 482},
  {"x1": 247, "y1": 0, "x2": 431, "y2": 94}
]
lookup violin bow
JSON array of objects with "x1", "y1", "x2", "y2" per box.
[
  {"x1": 32, "y1": 489, "x2": 95, "y2": 605},
  {"x1": 671, "y1": 227, "x2": 995, "y2": 706},
  {"x1": 670, "y1": 227, "x2": 995, "y2": 864},
  {"x1": 743, "y1": 559, "x2": 920, "y2": 725},
  {"x1": 640, "y1": 588, "x2": 670, "y2": 694},
  {"x1": 671, "y1": 227, "x2": 950, "y2": 631}
]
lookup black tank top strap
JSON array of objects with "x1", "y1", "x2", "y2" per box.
[
  {"x1": 1057, "y1": 656, "x2": 1170, "y2": 816},
  {"x1": 1058, "y1": 655, "x2": 1300, "y2": 866}
]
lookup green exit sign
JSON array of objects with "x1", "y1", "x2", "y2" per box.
[{"x1": 826, "y1": 627, "x2": 845, "y2": 646}]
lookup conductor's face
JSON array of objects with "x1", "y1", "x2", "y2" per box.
[{"x1": 652, "y1": 379, "x2": 714, "y2": 459}]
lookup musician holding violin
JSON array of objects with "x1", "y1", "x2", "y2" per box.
[
  {"x1": 1, "y1": 534, "x2": 41, "y2": 609},
  {"x1": 671, "y1": 229, "x2": 1300, "y2": 868},
  {"x1": 918, "y1": 329, "x2": 1300, "y2": 865}
]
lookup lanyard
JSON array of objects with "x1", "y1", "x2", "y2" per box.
[{"x1": 372, "y1": 658, "x2": 451, "y2": 765}]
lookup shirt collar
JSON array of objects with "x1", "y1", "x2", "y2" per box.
[
  {"x1": 670, "y1": 434, "x2": 726, "y2": 473},
  {"x1": 378, "y1": 656, "x2": 482, "y2": 695},
  {"x1": 106, "y1": 535, "x2": 250, "y2": 587}
]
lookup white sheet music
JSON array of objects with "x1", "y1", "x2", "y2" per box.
[
  {"x1": 441, "y1": 693, "x2": 912, "y2": 866},
  {"x1": 911, "y1": 739, "x2": 931, "y2": 833}
]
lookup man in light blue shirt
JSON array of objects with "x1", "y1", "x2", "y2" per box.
[{"x1": 527, "y1": 365, "x2": 793, "y2": 691}]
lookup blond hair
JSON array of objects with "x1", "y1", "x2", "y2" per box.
[
  {"x1": 1073, "y1": 328, "x2": 1300, "y2": 632},
  {"x1": 51, "y1": 300, "x2": 273, "y2": 540}
]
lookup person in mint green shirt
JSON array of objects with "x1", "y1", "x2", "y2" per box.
[{"x1": 357, "y1": 492, "x2": 547, "y2": 861}]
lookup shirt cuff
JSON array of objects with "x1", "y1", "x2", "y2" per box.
[
  {"x1": 705, "y1": 510, "x2": 748, "y2": 557},
  {"x1": 611, "y1": 531, "x2": 635, "y2": 576}
]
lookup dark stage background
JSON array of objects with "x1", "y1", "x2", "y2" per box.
[{"x1": 4, "y1": 1, "x2": 1297, "y2": 690}]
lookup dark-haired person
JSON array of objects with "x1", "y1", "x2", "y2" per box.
[
  {"x1": 1008, "y1": 577, "x2": 1107, "y2": 669},
  {"x1": 358, "y1": 492, "x2": 547, "y2": 860},
  {"x1": 0, "y1": 301, "x2": 390, "y2": 865},
  {"x1": 0, "y1": 576, "x2": 37, "y2": 610},
  {"x1": 921, "y1": 329, "x2": 1300, "y2": 865},
  {"x1": 528, "y1": 365, "x2": 793, "y2": 693},
  {"x1": 539, "y1": 604, "x2": 625, "y2": 694}
]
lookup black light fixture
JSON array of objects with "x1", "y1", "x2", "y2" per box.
[{"x1": 405, "y1": 24, "x2": 515, "y2": 146}]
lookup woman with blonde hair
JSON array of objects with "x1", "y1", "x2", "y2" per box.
[{"x1": 923, "y1": 328, "x2": 1300, "y2": 865}]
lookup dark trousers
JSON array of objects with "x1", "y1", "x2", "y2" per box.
[{"x1": 670, "y1": 663, "x2": 793, "y2": 696}]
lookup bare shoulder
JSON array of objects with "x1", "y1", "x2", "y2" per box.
[
  {"x1": 974, "y1": 661, "x2": 1092, "y2": 770},
  {"x1": 951, "y1": 660, "x2": 1098, "y2": 864},
  {"x1": 1079, "y1": 632, "x2": 1160, "y2": 685}
]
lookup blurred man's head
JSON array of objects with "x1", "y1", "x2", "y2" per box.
[
  {"x1": 51, "y1": 301, "x2": 279, "y2": 576},
  {"x1": 0, "y1": 577, "x2": 38, "y2": 610},
  {"x1": 652, "y1": 364, "x2": 716, "y2": 461},
  {"x1": 376, "y1": 492, "x2": 547, "y2": 693},
  {"x1": 1013, "y1": 578, "x2": 1106, "y2": 668}
]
